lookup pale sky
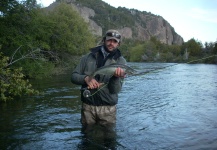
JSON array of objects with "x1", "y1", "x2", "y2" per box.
[{"x1": 38, "y1": 0, "x2": 217, "y2": 44}]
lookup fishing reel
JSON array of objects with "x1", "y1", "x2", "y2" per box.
[{"x1": 83, "y1": 89, "x2": 91, "y2": 98}]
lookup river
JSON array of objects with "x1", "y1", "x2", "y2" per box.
[{"x1": 0, "y1": 63, "x2": 217, "y2": 150}]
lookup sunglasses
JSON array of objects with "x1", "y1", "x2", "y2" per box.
[{"x1": 106, "y1": 32, "x2": 121, "y2": 39}]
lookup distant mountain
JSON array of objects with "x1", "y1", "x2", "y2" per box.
[{"x1": 47, "y1": 0, "x2": 184, "y2": 45}]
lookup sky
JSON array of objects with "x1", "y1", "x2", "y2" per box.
[{"x1": 38, "y1": 0, "x2": 217, "y2": 44}]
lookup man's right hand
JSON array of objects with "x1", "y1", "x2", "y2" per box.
[{"x1": 84, "y1": 76, "x2": 101, "y2": 89}]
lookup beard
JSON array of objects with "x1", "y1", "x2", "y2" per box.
[{"x1": 104, "y1": 43, "x2": 117, "y2": 53}]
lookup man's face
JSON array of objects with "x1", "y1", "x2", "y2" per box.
[{"x1": 105, "y1": 39, "x2": 119, "y2": 52}]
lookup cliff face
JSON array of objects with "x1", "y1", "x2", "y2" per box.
[
  {"x1": 47, "y1": 1, "x2": 183, "y2": 45},
  {"x1": 137, "y1": 14, "x2": 184, "y2": 45}
]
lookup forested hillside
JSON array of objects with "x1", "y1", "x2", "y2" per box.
[{"x1": 54, "y1": 0, "x2": 183, "y2": 45}]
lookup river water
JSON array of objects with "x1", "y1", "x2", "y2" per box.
[{"x1": 0, "y1": 63, "x2": 217, "y2": 150}]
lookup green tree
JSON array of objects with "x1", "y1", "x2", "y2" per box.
[
  {"x1": 129, "y1": 41, "x2": 157, "y2": 62},
  {"x1": 213, "y1": 42, "x2": 217, "y2": 54},
  {"x1": 183, "y1": 38, "x2": 202, "y2": 57},
  {"x1": 0, "y1": 0, "x2": 20, "y2": 16},
  {"x1": 47, "y1": 3, "x2": 95, "y2": 55},
  {"x1": 0, "y1": 1, "x2": 95, "y2": 78},
  {"x1": 129, "y1": 44, "x2": 145, "y2": 61},
  {"x1": 0, "y1": 0, "x2": 41, "y2": 56}
]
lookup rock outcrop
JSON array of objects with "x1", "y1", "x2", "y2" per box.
[{"x1": 47, "y1": 1, "x2": 184, "y2": 45}]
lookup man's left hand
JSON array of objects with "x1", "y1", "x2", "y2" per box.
[{"x1": 114, "y1": 67, "x2": 125, "y2": 77}]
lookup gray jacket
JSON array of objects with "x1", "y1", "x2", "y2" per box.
[{"x1": 71, "y1": 45, "x2": 126, "y2": 106}]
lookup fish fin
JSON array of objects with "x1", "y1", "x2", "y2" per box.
[{"x1": 110, "y1": 59, "x2": 117, "y2": 64}]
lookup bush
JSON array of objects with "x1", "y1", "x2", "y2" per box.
[{"x1": 0, "y1": 53, "x2": 38, "y2": 101}]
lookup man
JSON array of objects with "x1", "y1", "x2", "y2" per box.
[{"x1": 71, "y1": 29, "x2": 126, "y2": 126}]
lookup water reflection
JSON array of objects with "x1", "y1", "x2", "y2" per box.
[{"x1": 78, "y1": 124, "x2": 117, "y2": 150}]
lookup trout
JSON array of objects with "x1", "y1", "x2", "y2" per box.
[{"x1": 91, "y1": 63, "x2": 136, "y2": 77}]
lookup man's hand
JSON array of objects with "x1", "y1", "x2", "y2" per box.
[
  {"x1": 84, "y1": 76, "x2": 101, "y2": 89},
  {"x1": 114, "y1": 67, "x2": 125, "y2": 78}
]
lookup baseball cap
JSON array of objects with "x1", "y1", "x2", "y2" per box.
[{"x1": 105, "y1": 29, "x2": 121, "y2": 43}]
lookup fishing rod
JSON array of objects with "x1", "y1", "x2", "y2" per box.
[
  {"x1": 132, "y1": 54, "x2": 217, "y2": 76},
  {"x1": 186, "y1": 55, "x2": 217, "y2": 64},
  {"x1": 82, "y1": 54, "x2": 217, "y2": 98}
]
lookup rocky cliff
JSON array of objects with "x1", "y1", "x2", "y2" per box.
[{"x1": 47, "y1": 0, "x2": 183, "y2": 45}]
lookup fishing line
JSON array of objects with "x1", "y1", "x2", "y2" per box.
[
  {"x1": 83, "y1": 83, "x2": 108, "y2": 97},
  {"x1": 186, "y1": 55, "x2": 217, "y2": 64},
  {"x1": 131, "y1": 54, "x2": 217, "y2": 77},
  {"x1": 82, "y1": 54, "x2": 217, "y2": 97},
  {"x1": 82, "y1": 77, "x2": 125, "y2": 97}
]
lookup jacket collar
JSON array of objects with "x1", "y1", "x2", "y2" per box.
[{"x1": 90, "y1": 45, "x2": 122, "y2": 60}]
